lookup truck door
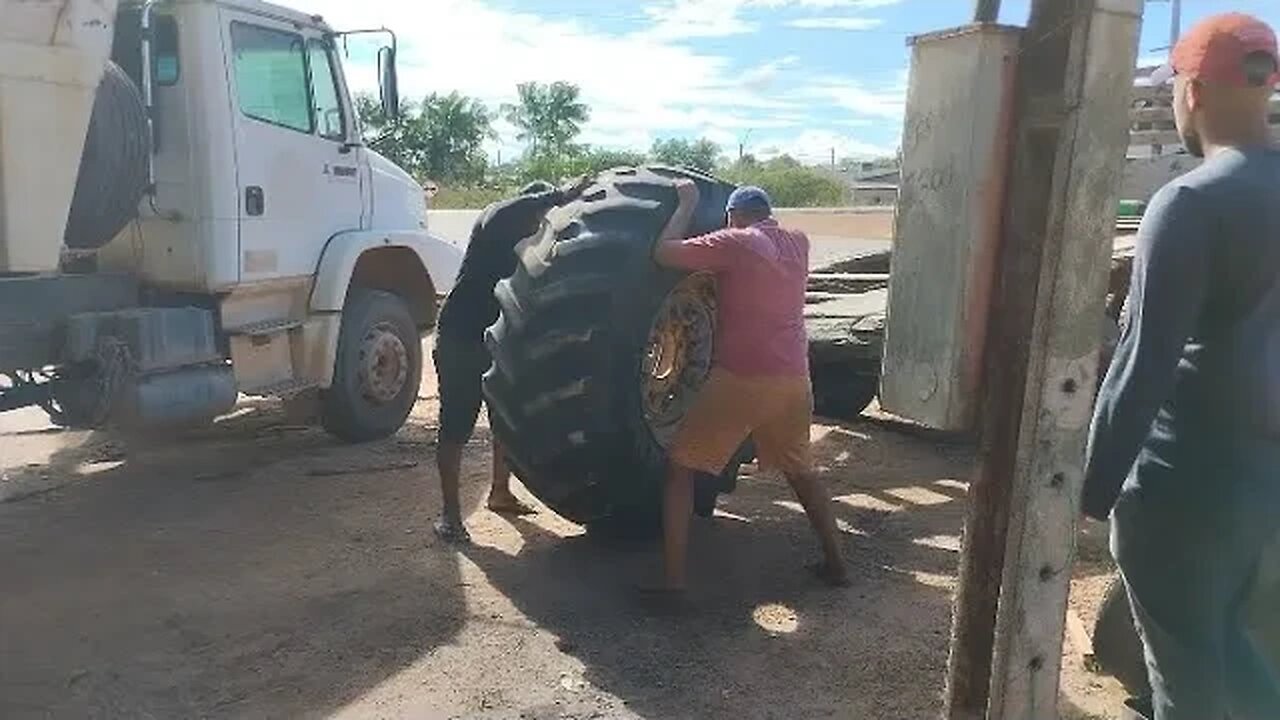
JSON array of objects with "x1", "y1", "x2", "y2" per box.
[{"x1": 224, "y1": 13, "x2": 364, "y2": 282}]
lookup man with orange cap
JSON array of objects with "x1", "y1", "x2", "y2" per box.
[{"x1": 1084, "y1": 12, "x2": 1280, "y2": 719}]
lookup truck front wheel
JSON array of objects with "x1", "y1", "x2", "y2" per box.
[{"x1": 322, "y1": 289, "x2": 422, "y2": 443}]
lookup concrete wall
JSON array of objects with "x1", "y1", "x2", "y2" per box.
[
  {"x1": 851, "y1": 186, "x2": 899, "y2": 207},
  {"x1": 775, "y1": 208, "x2": 894, "y2": 240},
  {"x1": 426, "y1": 207, "x2": 897, "y2": 248},
  {"x1": 1120, "y1": 154, "x2": 1200, "y2": 202},
  {"x1": 427, "y1": 210, "x2": 484, "y2": 248}
]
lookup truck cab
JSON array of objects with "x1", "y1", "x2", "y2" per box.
[{"x1": 0, "y1": 0, "x2": 462, "y2": 441}]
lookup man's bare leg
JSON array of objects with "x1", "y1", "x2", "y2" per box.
[
  {"x1": 486, "y1": 437, "x2": 534, "y2": 515},
  {"x1": 662, "y1": 462, "x2": 697, "y2": 591},
  {"x1": 434, "y1": 439, "x2": 470, "y2": 543},
  {"x1": 784, "y1": 470, "x2": 849, "y2": 586}
]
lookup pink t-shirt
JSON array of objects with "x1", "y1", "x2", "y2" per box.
[{"x1": 663, "y1": 218, "x2": 809, "y2": 377}]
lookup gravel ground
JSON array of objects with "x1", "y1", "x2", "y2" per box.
[{"x1": 1, "y1": 343, "x2": 1128, "y2": 719}]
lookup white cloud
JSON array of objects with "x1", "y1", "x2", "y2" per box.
[
  {"x1": 755, "y1": 129, "x2": 895, "y2": 164},
  {"x1": 754, "y1": 0, "x2": 900, "y2": 7},
  {"x1": 281, "y1": 0, "x2": 905, "y2": 160},
  {"x1": 796, "y1": 78, "x2": 907, "y2": 121},
  {"x1": 643, "y1": 0, "x2": 759, "y2": 40},
  {"x1": 640, "y1": 0, "x2": 900, "y2": 39},
  {"x1": 787, "y1": 17, "x2": 883, "y2": 30},
  {"x1": 739, "y1": 55, "x2": 800, "y2": 92}
]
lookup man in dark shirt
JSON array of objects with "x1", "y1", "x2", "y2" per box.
[
  {"x1": 1083, "y1": 14, "x2": 1280, "y2": 719},
  {"x1": 432, "y1": 180, "x2": 584, "y2": 542}
]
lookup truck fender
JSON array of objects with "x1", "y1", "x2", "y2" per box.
[{"x1": 303, "y1": 230, "x2": 462, "y2": 387}]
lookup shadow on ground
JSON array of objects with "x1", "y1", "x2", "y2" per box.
[
  {"x1": 1, "y1": 398, "x2": 1127, "y2": 719},
  {"x1": 455, "y1": 417, "x2": 978, "y2": 719},
  {"x1": 0, "y1": 401, "x2": 481, "y2": 719}
]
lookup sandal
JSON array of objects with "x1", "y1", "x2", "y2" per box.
[
  {"x1": 486, "y1": 496, "x2": 537, "y2": 516},
  {"x1": 432, "y1": 519, "x2": 472, "y2": 545},
  {"x1": 807, "y1": 561, "x2": 852, "y2": 588}
]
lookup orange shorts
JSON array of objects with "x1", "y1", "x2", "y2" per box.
[{"x1": 670, "y1": 368, "x2": 813, "y2": 475}]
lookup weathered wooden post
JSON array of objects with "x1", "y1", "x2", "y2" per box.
[
  {"x1": 942, "y1": 0, "x2": 1143, "y2": 718},
  {"x1": 973, "y1": 0, "x2": 1002, "y2": 24}
]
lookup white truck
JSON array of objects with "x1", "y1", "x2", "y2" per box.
[{"x1": 0, "y1": 0, "x2": 462, "y2": 441}]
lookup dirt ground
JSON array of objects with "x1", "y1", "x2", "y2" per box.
[{"x1": 1, "y1": 345, "x2": 1129, "y2": 719}]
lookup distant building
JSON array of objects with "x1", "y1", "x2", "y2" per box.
[
  {"x1": 852, "y1": 182, "x2": 899, "y2": 206},
  {"x1": 1122, "y1": 68, "x2": 1279, "y2": 201},
  {"x1": 827, "y1": 161, "x2": 900, "y2": 207}
]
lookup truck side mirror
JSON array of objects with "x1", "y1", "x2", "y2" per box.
[{"x1": 377, "y1": 46, "x2": 400, "y2": 120}]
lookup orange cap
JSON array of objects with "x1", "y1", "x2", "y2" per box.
[{"x1": 1151, "y1": 13, "x2": 1279, "y2": 87}]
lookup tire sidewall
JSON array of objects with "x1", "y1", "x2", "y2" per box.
[
  {"x1": 811, "y1": 367, "x2": 878, "y2": 420},
  {"x1": 323, "y1": 289, "x2": 422, "y2": 443}
]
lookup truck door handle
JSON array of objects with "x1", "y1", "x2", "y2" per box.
[{"x1": 245, "y1": 186, "x2": 264, "y2": 216}]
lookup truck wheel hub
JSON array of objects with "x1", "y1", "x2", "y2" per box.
[
  {"x1": 642, "y1": 274, "x2": 716, "y2": 448},
  {"x1": 358, "y1": 322, "x2": 409, "y2": 404}
]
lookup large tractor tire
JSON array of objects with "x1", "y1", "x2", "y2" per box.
[
  {"x1": 64, "y1": 61, "x2": 150, "y2": 251},
  {"x1": 811, "y1": 366, "x2": 877, "y2": 421},
  {"x1": 483, "y1": 166, "x2": 740, "y2": 535}
]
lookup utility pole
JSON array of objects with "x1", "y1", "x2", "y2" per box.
[
  {"x1": 943, "y1": 0, "x2": 1143, "y2": 718},
  {"x1": 1144, "y1": 0, "x2": 1182, "y2": 56},
  {"x1": 973, "y1": 0, "x2": 1001, "y2": 23}
]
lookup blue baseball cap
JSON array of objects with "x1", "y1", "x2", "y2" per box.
[{"x1": 726, "y1": 185, "x2": 772, "y2": 214}]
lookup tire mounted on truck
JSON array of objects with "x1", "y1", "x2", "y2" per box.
[
  {"x1": 64, "y1": 61, "x2": 150, "y2": 251},
  {"x1": 482, "y1": 166, "x2": 743, "y2": 532}
]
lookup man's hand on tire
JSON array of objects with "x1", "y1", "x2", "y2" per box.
[
  {"x1": 674, "y1": 178, "x2": 699, "y2": 210},
  {"x1": 664, "y1": 180, "x2": 700, "y2": 238},
  {"x1": 653, "y1": 179, "x2": 703, "y2": 267}
]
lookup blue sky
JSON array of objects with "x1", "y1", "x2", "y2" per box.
[{"x1": 289, "y1": 0, "x2": 1280, "y2": 164}]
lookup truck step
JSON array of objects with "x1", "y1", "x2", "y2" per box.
[{"x1": 227, "y1": 318, "x2": 304, "y2": 337}]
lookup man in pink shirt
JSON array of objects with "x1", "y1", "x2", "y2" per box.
[{"x1": 652, "y1": 182, "x2": 848, "y2": 595}]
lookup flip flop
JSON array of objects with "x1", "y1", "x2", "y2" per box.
[
  {"x1": 486, "y1": 497, "x2": 537, "y2": 516},
  {"x1": 806, "y1": 561, "x2": 852, "y2": 588},
  {"x1": 432, "y1": 519, "x2": 472, "y2": 545},
  {"x1": 634, "y1": 585, "x2": 691, "y2": 616}
]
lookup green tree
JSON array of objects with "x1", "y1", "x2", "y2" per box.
[
  {"x1": 515, "y1": 146, "x2": 646, "y2": 186},
  {"x1": 419, "y1": 91, "x2": 494, "y2": 184},
  {"x1": 355, "y1": 91, "x2": 494, "y2": 185},
  {"x1": 580, "y1": 147, "x2": 648, "y2": 174},
  {"x1": 723, "y1": 156, "x2": 848, "y2": 207},
  {"x1": 355, "y1": 93, "x2": 429, "y2": 177},
  {"x1": 501, "y1": 81, "x2": 590, "y2": 156},
  {"x1": 649, "y1": 137, "x2": 722, "y2": 173}
]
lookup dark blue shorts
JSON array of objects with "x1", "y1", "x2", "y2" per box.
[{"x1": 432, "y1": 334, "x2": 491, "y2": 445}]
